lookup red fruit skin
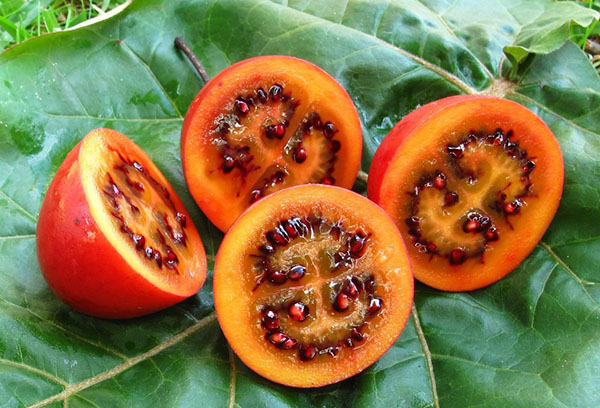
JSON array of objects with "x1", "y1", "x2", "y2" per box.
[
  {"x1": 36, "y1": 142, "x2": 190, "y2": 319},
  {"x1": 368, "y1": 94, "x2": 480, "y2": 203}
]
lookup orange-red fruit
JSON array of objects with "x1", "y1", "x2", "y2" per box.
[
  {"x1": 368, "y1": 95, "x2": 564, "y2": 291},
  {"x1": 36, "y1": 128, "x2": 207, "y2": 318},
  {"x1": 214, "y1": 185, "x2": 413, "y2": 387},
  {"x1": 181, "y1": 56, "x2": 362, "y2": 231}
]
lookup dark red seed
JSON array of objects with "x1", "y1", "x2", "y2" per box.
[
  {"x1": 299, "y1": 345, "x2": 317, "y2": 361},
  {"x1": 293, "y1": 146, "x2": 307, "y2": 163},
  {"x1": 288, "y1": 302, "x2": 309, "y2": 322},
  {"x1": 256, "y1": 88, "x2": 267, "y2": 103},
  {"x1": 235, "y1": 97, "x2": 250, "y2": 115},
  {"x1": 132, "y1": 182, "x2": 145, "y2": 192},
  {"x1": 323, "y1": 122, "x2": 335, "y2": 138},
  {"x1": 272, "y1": 171, "x2": 286, "y2": 184},
  {"x1": 521, "y1": 160, "x2": 535, "y2": 174},
  {"x1": 433, "y1": 172, "x2": 446, "y2": 189},
  {"x1": 334, "y1": 292, "x2": 350, "y2": 312},
  {"x1": 145, "y1": 246, "x2": 154, "y2": 259},
  {"x1": 269, "y1": 84, "x2": 283, "y2": 101},
  {"x1": 154, "y1": 251, "x2": 163, "y2": 268},
  {"x1": 322, "y1": 346, "x2": 340, "y2": 357},
  {"x1": 267, "y1": 270, "x2": 287, "y2": 285},
  {"x1": 364, "y1": 275, "x2": 375, "y2": 293},
  {"x1": 249, "y1": 189, "x2": 263, "y2": 203},
  {"x1": 133, "y1": 161, "x2": 143, "y2": 172},
  {"x1": 120, "y1": 224, "x2": 132, "y2": 235},
  {"x1": 450, "y1": 248, "x2": 466, "y2": 265},
  {"x1": 426, "y1": 242, "x2": 437, "y2": 253},
  {"x1": 444, "y1": 192, "x2": 459, "y2": 206},
  {"x1": 345, "y1": 277, "x2": 361, "y2": 299},
  {"x1": 405, "y1": 216, "x2": 420, "y2": 228},
  {"x1": 175, "y1": 212, "x2": 187, "y2": 227},
  {"x1": 348, "y1": 232, "x2": 368, "y2": 258},
  {"x1": 282, "y1": 221, "x2": 298, "y2": 239},
  {"x1": 485, "y1": 226, "x2": 499, "y2": 241},
  {"x1": 266, "y1": 230, "x2": 288, "y2": 246},
  {"x1": 165, "y1": 252, "x2": 178, "y2": 269},
  {"x1": 274, "y1": 123, "x2": 285, "y2": 138},
  {"x1": 281, "y1": 337, "x2": 297, "y2": 349},
  {"x1": 108, "y1": 182, "x2": 121, "y2": 197},
  {"x1": 132, "y1": 234, "x2": 145, "y2": 251},
  {"x1": 367, "y1": 296, "x2": 383, "y2": 314},
  {"x1": 504, "y1": 201, "x2": 520, "y2": 214},
  {"x1": 222, "y1": 155, "x2": 236, "y2": 173},
  {"x1": 447, "y1": 144, "x2": 464, "y2": 159},
  {"x1": 259, "y1": 244, "x2": 275, "y2": 255},
  {"x1": 351, "y1": 327, "x2": 364, "y2": 342},
  {"x1": 288, "y1": 265, "x2": 306, "y2": 280},
  {"x1": 321, "y1": 176, "x2": 335, "y2": 185},
  {"x1": 262, "y1": 307, "x2": 280, "y2": 330},
  {"x1": 266, "y1": 331, "x2": 287, "y2": 346},
  {"x1": 463, "y1": 219, "x2": 480, "y2": 233},
  {"x1": 329, "y1": 140, "x2": 341, "y2": 153}
]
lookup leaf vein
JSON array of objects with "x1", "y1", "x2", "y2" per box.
[
  {"x1": 411, "y1": 304, "x2": 439, "y2": 408},
  {"x1": 0, "y1": 357, "x2": 68, "y2": 387},
  {"x1": 228, "y1": 345, "x2": 237, "y2": 408},
  {"x1": 0, "y1": 187, "x2": 38, "y2": 222}
]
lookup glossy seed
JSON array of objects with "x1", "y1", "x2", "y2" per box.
[
  {"x1": 367, "y1": 296, "x2": 383, "y2": 314},
  {"x1": 145, "y1": 246, "x2": 154, "y2": 259},
  {"x1": 164, "y1": 250, "x2": 178, "y2": 269},
  {"x1": 364, "y1": 275, "x2": 375, "y2": 293},
  {"x1": 266, "y1": 331, "x2": 288, "y2": 347},
  {"x1": 222, "y1": 155, "x2": 236, "y2": 173},
  {"x1": 447, "y1": 144, "x2": 464, "y2": 159},
  {"x1": 281, "y1": 337, "x2": 297, "y2": 349},
  {"x1": 288, "y1": 302, "x2": 309, "y2": 322},
  {"x1": 132, "y1": 161, "x2": 143, "y2": 172},
  {"x1": 132, "y1": 234, "x2": 145, "y2": 251},
  {"x1": 266, "y1": 230, "x2": 288, "y2": 246},
  {"x1": 175, "y1": 212, "x2": 187, "y2": 227},
  {"x1": 433, "y1": 172, "x2": 446, "y2": 189},
  {"x1": 522, "y1": 160, "x2": 535, "y2": 174},
  {"x1": 450, "y1": 248, "x2": 466, "y2": 265},
  {"x1": 288, "y1": 265, "x2": 306, "y2": 280},
  {"x1": 154, "y1": 251, "x2": 163, "y2": 268},
  {"x1": 249, "y1": 189, "x2": 263, "y2": 204},
  {"x1": 282, "y1": 221, "x2": 298, "y2": 239},
  {"x1": 334, "y1": 292, "x2": 350, "y2": 312},
  {"x1": 351, "y1": 327, "x2": 364, "y2": 342},
  {"x1": 256, "y1": 88, "x2": 267, "y2": 103},
  {"x1": 504, "y1": 201, "x2": 520, "y2": 214},
  {"x1": 235, "y1": 97, "x2": 250, "y2": 115},
  {"x1": 323, "y1": 122, "x2": 335, "y2": 138},
  {"x1": 293, "y1": 146, "x2": 307, "y2": 163},
  {"x1": 345, "y1": 277, "x2": 361, "y2": 299},
  {"x1": 485, "y1": 226, "x2": 499, "y2": 241},
  {"x1": 262, "y1": 307, "x2": 280, "y2": 330},
  {"x1": 348, "y1": 232, "x2": 368, "y2": 258},
  {"x1": 269, "y1": 84, "x2": 283, "y2": 101},
  {"x1": 426, "y1": 242, "x2": 437, "y2": 253},
  {"x1": 463, "y1": 219, "x2": 480, "y2": 233},
  {"x1": 267, "y1": 270, "x2": 287, "y2": 285},
  {"x1": 443, "y1": 191, "x2": 459, "y2": 206},
  {"x1": 299, "y1": 345, "x2": 317, "y2": 361},
  {"x1": 259, "y1": 244, "x2": 275, "y2": 255}
]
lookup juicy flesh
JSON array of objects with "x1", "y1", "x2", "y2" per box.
[
  {"x1": 101, "y1": 148, "x2": 189, "y2": 274},
  {"x1": 250, "y1": 217, "x2": 384, "y2": 360},
  {"x1": 208, "y1": 84, "x2": 340, "y2": 203},
  {"x1": 409, "y1": 129, "x2": 533, "y2": 262}
]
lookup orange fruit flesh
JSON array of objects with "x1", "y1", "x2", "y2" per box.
[
  {"x1": 182, "y1": 56, "x2": 362, "y2": 231},
  {"x1": 81, "y1": 130, "x2": 206, "y2": 296},
  {"x1": 378, "y1": 97, "x2": 563, "y2": 291},
  {"x1": 214, "y1": 185, "x2": 413, "y2": 387}
]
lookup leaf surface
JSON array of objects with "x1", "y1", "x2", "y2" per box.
[{"x1": 0, "y1": 0, "x2": 598, "y2": 407}]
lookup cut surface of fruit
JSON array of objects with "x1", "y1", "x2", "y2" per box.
[
  {"x1": 368, "y1": 95, "x2": 564, "y2": 291},
  {"x1": 36, "y1": 128, "x2": 207, "y2": 318},
  {"x1": 181, "y1": 56, "x2": 362, "y2": 231},
  {"x1": 214, "y1": 185, "x2": 413, "y2": 387}
]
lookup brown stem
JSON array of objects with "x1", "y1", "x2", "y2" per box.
[{"x1": 174, "y1": 37, "x2": 210, "y2": 84}]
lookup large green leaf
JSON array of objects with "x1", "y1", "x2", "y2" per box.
[{"x1": 0, "y1": 0, "x2": 598, "y2": 406}]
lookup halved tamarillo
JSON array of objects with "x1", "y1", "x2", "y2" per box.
[
  {"x1": 36, "y1": 128, "x2": 207, "y2": 318},
  {"x1": 181, "y1": 55, "x2": 362, "y2": 231},
  {"x1": 368, "y1": 95, "x2": 564, "y2": 291},
  {"x1": 214, "y1": 185, "x2": 413, "y2": 387}
]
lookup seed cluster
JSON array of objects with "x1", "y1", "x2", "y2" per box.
[
  {"x1": 406, "y1": 128, "x2": 534, "y2": 265},
  {"x1": 102, "y1": 150, "x2": 188, "y2": 273},
  {"x1": 254, "y1": 216, "x2": 384, "y2": 362}
]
